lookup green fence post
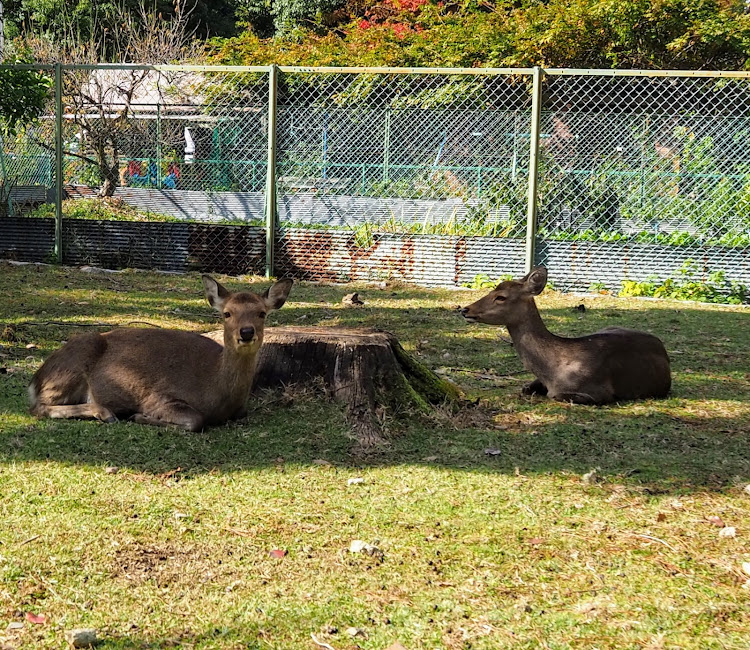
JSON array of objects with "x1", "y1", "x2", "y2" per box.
[
  {"x1": 383, "y1": 106, "x2": 391, "y2": 185},
  {"x1": 265, "y1": 64, "x2": 278, "y2": 279},
  {"x1": 156, "y1": 103, "x2": 162, "y2": 188},
  {"x1": 524, "y1": 66, "x2": 543, "y2": 274},
  {"x1": 54, "y1": 63, "x2": 63, "y2": 264}
]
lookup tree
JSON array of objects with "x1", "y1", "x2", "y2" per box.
[
  {"x1": 24, "y1": 2, "x2": 203, "y2": 196},
  {"x1": 2, "y1": 0, "x2": 239, "y2": 44},
  {"x1": 0, "y1": 53, "x2": 50, "y2": 138},
  {"x1": 211, "y1": 0, "x2": 750, "y2": 70},
  {"x1": 235, "y1": 0, "x2": 346, "y2": 37}
]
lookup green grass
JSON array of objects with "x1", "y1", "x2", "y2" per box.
[{"x1": 1, "y1": 262, "x2": 749, "y2": 649}]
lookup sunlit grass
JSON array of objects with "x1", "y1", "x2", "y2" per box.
[{"x1": 1, "y1": 261, "x2": 749, "y2": 649}]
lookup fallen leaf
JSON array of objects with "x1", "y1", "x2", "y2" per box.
[
  {"x1": 707, "y1": 515, "x2": 725, "y2": 527},
  {"x1": 383, "y1": 642, "x2": 408, "y2": 650},
  {"x1": 25, "y1": 612, "x2": 46, "y2": 625},
  {"x1": 349, "y1": 540, "x2": 383, "y2": 558},
  {"x1": 742, "y1": 562, "x2": 750, "y2": 576},
  {"x1": 269, "y1": 549, "x2": 287, "y2": 558},
  {"x1": 313, "y1": 459, "x2": 332, "y2": 466},
  {"x1": 527, "y1": 537, "x2": 545, "y2": 545},
  {"x1": 105, "y1": 466, "x2": 119, "y2": 474},
  {"x1": 347, "y1": 477, "x2": 365, "y2": 486},
  {"x1": 656, "y1": 513, "x2": 667, "y2": 522},
  {"x1": 7, "y1": 622, "x2": 24, "y2": 631},
  {"x1": 422, "y1": 455, "x2": 438, "y2": 462}
]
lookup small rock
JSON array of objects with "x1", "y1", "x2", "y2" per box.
[
  {"x1": 104, "y1": 466, "x2": 119, "y2": 474},
  {"x1": 345, "y1": 627, "x2": 367, "y2": 638},
  {"x1": 743, "y1": 484, "x2": 750, "y2": 496},
  {"x1": 7, "y1": 622, "x2": 24, "y2": 631},
  {"x1": 719, "y1": 526, "x2": 736, "y2": 538},
  {"x1": 582, "y1": 469, "x2": 599, "y2": 485},
  {"x1": 347, "y1": 477, "x2": 365, "y2": 486},
  {"x1": 484, "y1": 448, "x2": 502, "y2": 456},
  {"x1": 65, "y1": 628, "x2": 98, "y2": 647}
]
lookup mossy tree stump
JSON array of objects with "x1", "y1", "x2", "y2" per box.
[{"x1": 206, "y1": 326, "x2": 462, "y2": 447}]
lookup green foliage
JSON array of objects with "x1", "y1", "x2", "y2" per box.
[
  {"x1": 209, "y1": 0, "x2": 750, "y2": 70},
  {"x1": 236, "y1": 0, "x2": 345, "y2": 37},
  {"x1": 29, "y1": 198, "x2": 180, "y2": 222},
  {"x1": 0, "y1": 55, "x2": 51, "y2": 138},
  {"x1": 4, "y1": 0, "x2": 238, "y2": 46},
  {"x1": 463, "y1": 272, "x2": 513, "y2": 289},
  {"x1": 620, "y1": 260, "x2": 749, "y2": 304}
]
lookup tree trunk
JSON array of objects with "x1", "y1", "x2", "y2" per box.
[{"x1": 206, "y1": 326, "x2": 462, "y2": 448}]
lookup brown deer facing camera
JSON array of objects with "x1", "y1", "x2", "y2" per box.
[
  {"x1": 461, "y1": 266, "x2": 671, "y2": 404},
  {"x1": 29, "y1": 276, "x2": 293, "y2": 431}
]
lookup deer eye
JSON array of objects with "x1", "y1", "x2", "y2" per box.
[
  {"x1": 258, "y1": 311, "x2": 267, "y2": 319},
  {"x1": 494, "y1": 295, "x2": 507, "y2": 302},
  {"x1": 223, "y1": 311, "x2": 231, "y2": 318}
]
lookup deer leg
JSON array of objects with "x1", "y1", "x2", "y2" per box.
[
  {"x1": 132, "y1": 400, "x2": 205, "y2": 432},
  {"x1": 522, "y1": 379, "x2": 548, "y2": 396},
  {"x1": 33, "y1": 402, "x2": 117, "y2": 423},
  {"x1": 551, "y1": 391, "x2": 604, "y2": 405}
]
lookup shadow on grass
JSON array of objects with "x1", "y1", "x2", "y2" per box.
[
  {"x1": 2, "y1": 265, "x2": 749, "y2": 493},
  {"x1": 2, "y1": 364, "x2": 749, "y2": 493}
]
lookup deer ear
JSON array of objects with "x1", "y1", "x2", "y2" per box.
[
  {"x1": 523, "y1": 266, "x2": 548, "y2": 295},
  {"x1": 264, "y1": 278, "x2": 293, "y2": 311},
  {"x1": 202, "y1": 275, "x2": 231, "y2": 311}
]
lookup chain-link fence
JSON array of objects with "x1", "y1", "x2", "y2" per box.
[{"x1": 2, "y1": 64, "x2": 750, "y2": 295}]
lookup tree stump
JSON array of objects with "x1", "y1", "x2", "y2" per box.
[{"x1": 205, "y1": 326, "x2": 462, "y2": 447}]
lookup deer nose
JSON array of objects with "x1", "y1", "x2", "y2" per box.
[
  {"x1": 239, "y1": 326, "x2": 256, "y2": 342},
  {"x1": 460, "y1": 307, "x2": 469, "y2": 316}
]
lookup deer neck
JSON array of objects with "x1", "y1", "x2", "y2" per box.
[
  {"x1": 505, "y1": 305, "x2": 562, "y2": 379},
  {"x1": 216, "y1": 339, "x2": 259, "y2": 406}
]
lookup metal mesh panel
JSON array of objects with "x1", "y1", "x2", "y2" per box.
[
  {"x1": 0, "y1": 66, "x2": 55, "y2": 223},
  {"x1": 537, "y1": 73, "x2": 750, "y2": 292},
  {"x1": 2, "y1": 64, "x2": 750, "y2": 296},
  {"x1": 55, "y1": 66, "x2": 269, "y2": 274},
  {"x1": 274, "y1": 70, "x2": 533, "y2": 283}
]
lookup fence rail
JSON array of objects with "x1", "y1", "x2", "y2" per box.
[{"x1": 2, "y1": 64, "x2": 750, "y2": 294}]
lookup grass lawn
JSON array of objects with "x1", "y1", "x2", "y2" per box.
[{"x1": 1, "y1": 261, "x2": 749, "y2": 649}]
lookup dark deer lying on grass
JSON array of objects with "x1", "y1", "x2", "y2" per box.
[
  {"x1": 461, "y1": 266, "x2": 671, "y2": 404},
  {"x1": 29, "y1": 276, "x2": 293, "y2": 431}
]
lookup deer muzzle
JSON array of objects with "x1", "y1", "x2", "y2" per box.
[
  {"x1": 460, "y1": 307, "x2": 477, "y2": 322},
  {"x1": 238, "y1": 326, "x2": 257, "y2": 344}
]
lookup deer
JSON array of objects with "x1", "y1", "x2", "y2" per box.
[
  {"x1": 28, "y1": 275, "x2": 293, "y2": 431},
  {"x1": 460, "y1": 266, "x2": 671, "y2": 404}
]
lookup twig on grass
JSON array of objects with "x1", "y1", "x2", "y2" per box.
[
  {"x1": 19, "y1": 534, "x2": 41, "y2": 546},
  {"x1": 20, "y1": 320, "x2": 163, "y2": 328},
  {"x1": 627, "y1": 533, "x2": 681, "y2": 554},
  {"x1": 310, "y1": 633, "x2": 337, "y2": 650}
]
